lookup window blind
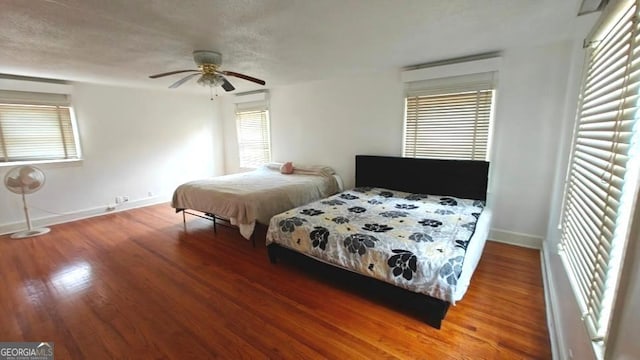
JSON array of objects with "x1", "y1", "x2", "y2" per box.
[
  {"x1": 0, "y1": 102, "x2": 78, "y2": 163},
  {"x1": 559, "y1": 0, "x2": 640, "y2": 347},
  {"x1": 403, "y1": 72, "x2": 495, "y2": 161},
  {"x1": 236, "y1": 103, "x2": 271, "y2": 168}
]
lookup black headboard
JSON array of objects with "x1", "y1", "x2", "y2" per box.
[{"x1": 355, "y1": 155, "x2": 489, "y2": 201}]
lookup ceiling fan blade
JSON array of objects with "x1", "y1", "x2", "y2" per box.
[
  {"x1": 169, "y1": 73, "x2": 200, "y2": 88},
  {"x1": 221, "y1": 77, "x2": 235, "y2": 92},
  {"x1": 149, "y1": 69, "x2": 199, "y2": 79},
  {"x1": 221, "y1": 71, "x2": 266, "y2": 85}
]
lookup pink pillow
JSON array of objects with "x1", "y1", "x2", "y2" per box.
[{"x1": 280, "y1": 162, "x2": 294, "y2": 174}]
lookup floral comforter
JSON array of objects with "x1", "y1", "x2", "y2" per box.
[{"x1": 266, "y1": 187, "x2": 485, "y2": 304}]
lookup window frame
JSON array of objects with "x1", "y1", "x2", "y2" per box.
[
  {"x1": 400, "y1": 61, "x2": 499, "y2": 162},
  {"x1": 0, "y1": 89, "x2": 82, "y2": 167}
]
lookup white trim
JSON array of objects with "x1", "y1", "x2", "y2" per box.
[
  {"x1": 542, "y1": 240, "x2": 567, "y2": 360},
  {"x1": 489, "y1": 228, "x2": 543, "y2": 249},
  {"x1": 0, "y1": 196, "x2": 169, "y2": 236},
  {"x1": 233, "y1": 90, "x2": 268, "y2": 103},
  {"x1": 401, "y1": 57, "x2": 502, "y2": 83},
  {"x1": 0, "y1": 78, "x2": 72, "y2": 94},
  {"x1": 0, "y1": 158, "x2": 82, "y2": 168}
]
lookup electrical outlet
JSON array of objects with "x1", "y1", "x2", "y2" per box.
[
  {"x1": 115, "y1": 196, "x2": 123, "y2": 204},
  {"x1": 123, "y1": 196, "x2": 129, "y2": 202}
]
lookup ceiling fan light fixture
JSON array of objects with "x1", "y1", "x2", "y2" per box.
[{"x1": 197, "y1": 73, "x2": 225, "y2": 88}]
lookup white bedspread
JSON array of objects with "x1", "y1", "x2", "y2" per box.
[{"x1": 171, "y1": 166, "x2": 339, "y2": 239}]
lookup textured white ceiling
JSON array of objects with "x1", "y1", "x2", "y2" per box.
[{"x1": 0, "y1": 0, "x2": 588, "y2": 92}]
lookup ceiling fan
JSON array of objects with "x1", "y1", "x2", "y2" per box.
[{"x1": 149, "y1": 50, "x2": 266, "y2": 92}]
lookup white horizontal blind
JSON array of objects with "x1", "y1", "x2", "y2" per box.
[
  {"x1": 0, "y1": 103, "x2": 78, "y2": 163},
  {"x1": 403, "y1": 87, "x2": 494, "y2": 160},
  {"x1": 560, "y1": 0, "x2": 640, "y2": 345},
  {"x1": 236, "y1": 104, "x2": 271, "y2": 168}
]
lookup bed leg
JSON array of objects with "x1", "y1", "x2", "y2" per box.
[
  {"x1": 425, "y1": 314, "x2": 443, "y2": 329},
  {"x1": 251, "y1": 233, "x2": 256, "y2": 248},
  {"x1": 424, "y1": 301, "x2": 449, "y2": 329},
  {"x1": 267, "y1": 245, "x2": 278, "y2": 264},
  {"x1": 182, "y1": 210, "x2": 186, "y2": 231},
  {"x1": 212, "y1": 215, "x2": 217, "y2": 233}
]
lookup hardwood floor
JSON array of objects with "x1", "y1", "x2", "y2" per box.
[{"x1": 0, "y1": 205, "x2": 551, "y2": 359}]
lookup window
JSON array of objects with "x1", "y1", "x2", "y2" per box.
[
  {"x1": 403, "y1": 72, "x2": 496, "y2": 160},
  {"x1": 235, "y1": 102, "x2": 271, "y2": 168},
  {"x1": 559, "y1": 0, "x2": 640, "y2": 356},
  {"x1": 0, "y1": 90, "x2": 79, "y2": 163}
]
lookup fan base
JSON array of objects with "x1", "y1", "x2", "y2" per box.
[
  {"x1": 11, "y1": 227, "x2": 51, "y2": 239},
  {"x1": 193, "y1": 50, "x2": 222, "y2": 66}
]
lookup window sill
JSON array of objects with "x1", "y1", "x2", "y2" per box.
[{"x1": 0, "y1": 158, "x2": 83, "y2": 169}]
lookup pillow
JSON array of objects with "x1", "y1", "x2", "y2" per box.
[
  {"x1": 280, "y1": 162, "x2": 294, "y2": 174},
  {"x1": 263, "y1": 162, "x2": 284, "y2": 171},
  {"x1": 292, "y1": 164, "x2": 335, "y2": 177}
]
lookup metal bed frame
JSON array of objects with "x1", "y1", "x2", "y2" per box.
[{"x1": 177, "y1": 209, "x2": 257, "y2": 247}]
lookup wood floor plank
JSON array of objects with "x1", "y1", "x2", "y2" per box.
[{"x1": 0, "y1": 204, "x2": 551, "y2": 359}]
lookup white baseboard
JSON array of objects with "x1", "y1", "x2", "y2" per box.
[
  {"x1": 0, "y1": 196, "x2": 169, "y2": 236},
  {"x1": 541, "y1": 240, "x2": 564, "y2": 360},
  {"x1": 489, "y1": 228, "x2": 543, "y2": 249}
]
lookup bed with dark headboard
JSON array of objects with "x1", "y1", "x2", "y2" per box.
[
  {"x1": 355, "y1": 155, "x2": 489, "y2": 200},
  {"x1": 266, "y1": 155, "x2": 491, "y2": 329}
]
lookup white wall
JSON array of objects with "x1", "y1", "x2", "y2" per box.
[
  {"x1": 221, "y1": 40, "x2": 576, "y2": 246},
  {"x1": 0, "y1": 83, "x2": 223, "y2": 233},
  {"x1": 488, "y1": 41, "x2": 575, "y2": 245},
  {"x1": 223, "y1": 71, "x2": 405, "y2": 182}
]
